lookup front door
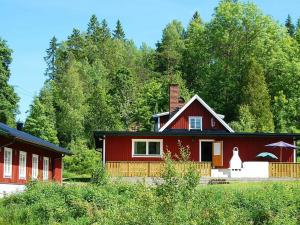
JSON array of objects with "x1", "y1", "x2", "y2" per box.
[{"x1": 212, "y1": 141, "x2": 223, "y2": 167}]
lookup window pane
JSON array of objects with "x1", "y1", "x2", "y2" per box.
[
  {"x1": 134, "y1": 142, "x2": 146, "y2": 155},
  {"x1": 148, "y1": 142, "x2": 161, "y2": 155},
  {"x1": 195, "y1": 119, "x2": 201, "y2": 128}
]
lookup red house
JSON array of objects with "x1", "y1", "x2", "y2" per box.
[
  {"x1": 95, "y1": 85, "x2": 300, "y2": 178},
  {"x1": 0, "y1": 122, "x2": 70, "y2": 194}
]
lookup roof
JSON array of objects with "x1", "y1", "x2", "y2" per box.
[
  {"x1": 158, "y1": 95, "x2": 234, "y2": 133},
  {"x1": 0, "y1": 122, "x2": 71, "y2": 155},
  {"x1": 94, "y1": 130, "x2": 300, "y2": 140},
  {"x1": 152, "y1": 112, "x2": 169, "y2": 118}
]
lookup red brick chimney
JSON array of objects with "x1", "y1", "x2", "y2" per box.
[{"x1": 169, "y1": 84, "x2": 185, "y2": 113}]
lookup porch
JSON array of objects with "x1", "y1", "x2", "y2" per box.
[{"x1": 105, "y1": 161, "x2": 300, "y2": 179}]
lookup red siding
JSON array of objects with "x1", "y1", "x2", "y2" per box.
[
  {"x1": 167, "y1": 101, "x2": 226, "y2": 131},
  {"x1": 159, "y1": 115, "x2": 169, "y2": 128},
  {"x1": 0, "y1": 136, "x2": 63, "y2": 184},
  {"x1": 105, "y1": 135, "x2": 294, "y2": 168}
]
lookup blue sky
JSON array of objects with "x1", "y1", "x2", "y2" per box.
[{"x1": 1, "y1": 0, "x2": 300, "y2": 122}]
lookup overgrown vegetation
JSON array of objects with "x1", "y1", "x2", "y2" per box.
[{"x1": 1, "y1": 180, "x2": 300, "y2": 224}]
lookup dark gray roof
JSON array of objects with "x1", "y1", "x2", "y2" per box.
[
  {"x1": 0, "y1": 122, "x2": 71, "y2": 155},
  {"x1": 94, "y1": 130, "x2": 300, "y2": 139}
]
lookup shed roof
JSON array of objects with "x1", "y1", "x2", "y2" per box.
[{"x1": 0, "y1": 122, "x2": 71, "y2": 155}]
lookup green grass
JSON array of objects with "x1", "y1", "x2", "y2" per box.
[{"x1": 0, "y1": 181, "x2": 300, "y2": 225}]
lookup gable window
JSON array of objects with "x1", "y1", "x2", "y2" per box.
[
  {"x1": 4, "y1": 148, "x2": 12, "y2": 178},
  {"x1": 19, "y1": 151, "x2": 27, "y2": 179},
  {"x1": 189, "y1": 116, "x2": 202, "y2": 130},
  {"x1": 43, "y1": 157, "x2": 49, "y2": 181},
  {"x1": 132, "y1": 139, "x2": 163, "y2": 157},
  {"x1": 32, "y1": 154, "x2": 39, "y2": 179}
]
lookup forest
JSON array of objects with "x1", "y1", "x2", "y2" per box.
[{"x1": 1, "y1": 0, "x2": 300, "y2": 175}]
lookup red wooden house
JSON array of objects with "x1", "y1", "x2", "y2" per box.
[
  {"x1": 94, "y1": 85, "x2": 300, "y2": 178},
  {"x1": 0, "y1": 122, "x2": 70, "y2": 194}
]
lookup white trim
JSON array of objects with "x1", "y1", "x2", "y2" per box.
[
  {"x1": 3, "y1": 148, "x2": 12, "y2": 178},
  {"x1": 158, "y1": 95, "x2": 234, "y2": 133},
  {"x1": 217, "y1": 114, "x2": 225, "y2": 119},
  {"x1": 157, "y1": 116, "x2": 160, "y2": 130},
  {"x1": 294, "y1": 140, "x2": 297, "y2": 163},
  {"x1": 103, "y1": 138, "x2": 106, "y2": 166},
  {"x1": 188, "y1": 116, "x2": 202, "y2": 131},
  {"x1": 43, "y1": 157, "x2": 49, "y2": 181},
  {"x1": 132, "y1": 139, "x2": 163, "y2": 158},
  {"x1": 32, "y1": 154, "x2": 39, "y2": 179},
  {"x1": 152, "y1": 112, "x2": 169, "y2": 118},
  {"x1": 199, "y1": 139, "x2": 214, "y2": 162},
  {"x1": 19, "y1": 151, "x2": 27, "y2": 179}
]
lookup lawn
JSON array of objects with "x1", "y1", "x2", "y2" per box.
[{"x1": 0, "y1": 180, "x2": 299, "y2": 225}]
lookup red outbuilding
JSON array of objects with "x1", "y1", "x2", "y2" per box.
[
  {"x1": 0, "y1": 122, "x2": 70, "y2": 194},
  {"x1": 95, "y1": 85, "x2": 300, "y2": 178}
]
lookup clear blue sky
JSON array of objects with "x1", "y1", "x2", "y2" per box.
[{"x1": 1, "y1": 0, "x2": 300, "y2": 122}]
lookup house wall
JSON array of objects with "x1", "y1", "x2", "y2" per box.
[
  {"x1": 159, "y1": 115, "x2": 169, "y2": 128},
  {"x1": 105, "y1": 135, "x2": 294, "y2": 168},
  {"x1": 167, "y1": 101, "x2": 226, "y2": 131},
  {"x1": 0, "y1": 136, "x2": 63, "y2": 184}
]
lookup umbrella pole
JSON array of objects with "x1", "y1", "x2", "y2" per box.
[{"x1": 280, "y1": 147, "x2": 282, "y2": 162}]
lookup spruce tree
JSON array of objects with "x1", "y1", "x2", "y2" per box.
[
  {"x1": 285, "y1": 14, "x2": 295, "y2": 36},
  {"x1": 87, "y1": 14, "x2": 100, "y2": 36},
  {"x1": 0, "y1": 38, "x2": 19, "y2": 126},
  {"x1": 241, "y1": 59, "x2": 274, "y2": 132},
  {"x1": 100, "y1": 19, "x2": 111, "y2": 39},
  {"x1": 44, "y1": 36, "x2": 58, "y2": 80},
  {"x1": 113, "y1": 19, "x2": 125, "y2": 40}
]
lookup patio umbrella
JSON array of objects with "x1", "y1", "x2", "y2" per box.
[
  {"x1": 256, "y1": 152, "x2": 278, "y2": 160},
  {"x1": 265, "y1": 141, "x2": 298, "y2": 162}
]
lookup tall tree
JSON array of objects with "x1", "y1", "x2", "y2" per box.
[
  {"x1": 113, "y1": 19, "x2": 125, "y2": 40},
  {"x1": 44, "y1": 36, "x2": 58, "y2": 80},
  {"x1": 241, "y1": 59, "x2": 274, "y2": 132},
  {"x1": 24, "y1": 83, "x2": 59, "y2": 144},
  {"x1": 87, "y1": 14, "x2": 100, "y2": 36},
  {"x1": 155, "y1": 20, "x2": 185, "y2": 75},
  {"x1": 285, "y1": 14, "x2": 295, "y2": 36},
  {"x1": 0, "y1": 38, "x2": 19, "y2": 126}
]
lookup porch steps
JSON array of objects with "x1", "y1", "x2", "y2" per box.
[{"x1": 211, "y1": 169, "x2": 230, "y2": 178}]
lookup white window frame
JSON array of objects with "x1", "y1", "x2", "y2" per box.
[
  {"x1": 32, "y1": 154, "x2": 39, "y2": 179},
  {"x1": 3, "y1": 147, "x2": 12, "y2": 178},
  {"x1": 189, "y1": 116, "x2": 202, "y2": 130},
  {"x1": 19, "y1": 151, "x2": 27, "y2": 179},
  {"x1": 43, "y1": 157, "x2": 49, "y2": 181},
  {"x1": 132, "y1": 139, "x2": 163, "y2": 158}
]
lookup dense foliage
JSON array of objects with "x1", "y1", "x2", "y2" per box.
[
  {"x1": 1, "y1": 0, "x2": 300, "y2": 174},
  {"x1": 0, "y1": 181, "x2": 300, "y2": 225}
]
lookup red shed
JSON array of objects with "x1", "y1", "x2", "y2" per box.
[
  {"x1": 94, "y1": 85, "x2": 300, "y2": 178},
  {"x1": 0, "y1": 122, "x2": 71, "y2": 194}
]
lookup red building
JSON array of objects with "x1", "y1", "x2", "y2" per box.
[
  {"x1": 94, "y1": 85, "x2": 300, "y2": 177},
  {"x1": 0, "y1": 122, "x2": 70, "y2": 194}
]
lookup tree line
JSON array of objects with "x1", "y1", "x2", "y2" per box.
[{"x1": 1, "y1": 0, "x2": 300, "y2": 159}]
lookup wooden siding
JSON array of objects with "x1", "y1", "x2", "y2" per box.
[
  {"x1": 106, "y1": 161, "x2": 211, "y2": 177},
  {"x1": 105, "y1": 135, "x2": 295, "y2": 168},
  {"x1": 159, "y1": 115, "x2": 169, "y2": 128},
  {"x1": 167, "y1": 101, "x2": 226, "y2": 131},
  {"x1": 269, "y1": 163, "x2": 300, "y2": 178},
  {"x1": 0, "y1": 136, "x2": 63, "y2": 184}
]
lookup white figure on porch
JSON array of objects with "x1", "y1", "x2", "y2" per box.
[{"x1": 229, "y1": 147, "x2": 242, "y2": 170}]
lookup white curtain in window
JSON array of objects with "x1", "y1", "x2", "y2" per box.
[
  {"x1": 4, "y1": 148, "x2": 12, "y2": 178},
  {"x1": 43, "y1": 157, "x2": 49, "y2": 180}
]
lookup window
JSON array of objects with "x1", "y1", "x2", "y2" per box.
[
  {"x1": 4, "y1": 148, "x2": 12, "y2": 178},
  {"x1": 19, "y1": 151, "x2": 27, "y2": 179},
  {"x1": 132, "y1": 139, "x2": 163, "y2": 157},
  {"x1": 43, "y1": 157, "x2": 49, "y2": 181},
  {"x1": 189, "y1": 116, "x2": 202, "y2": 130},
  {"x1": 32, "y1": 154, "x2": 39, "y2": 179}
]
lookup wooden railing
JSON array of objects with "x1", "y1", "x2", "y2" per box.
[
  {"x1": 106, "y1": 161, "x2": 211, "y2": 177},
  {"x1": 269, "y1": 163, "x2": 300, "y2": 178}
]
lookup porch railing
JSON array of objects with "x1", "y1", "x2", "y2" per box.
[
  {"x1": 106, "y1": 161, "x2": 211, "y2": 177},
  {"x1": 269, "y1": 162, "x2": 300, "y2": 178}
]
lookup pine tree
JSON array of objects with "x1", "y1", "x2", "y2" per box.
[
  {"x1": 285, "y1": 14, "x2": 295, "y2": 36},
  {"x1": 113, "y1": 19, "x2": 125, "y2": 40},
  {"x1": 241, "y1": 59, "x2": 274, "y2": 132},
  {"x1": 100, "y1": 19, "x2": 111, "y2": 39},
  {"x1": 24, "y1": 83, "x2": 59, "y2": 144},
  {"x1": 44, "y1": 36, "x2": 58, "y2": 80},
  {"x1": 0, "y1": 38, "x2": 19, "y2": 126},
  {"x1": 87, "y1": 14, "x2": 100, "y2": 36}
]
